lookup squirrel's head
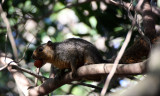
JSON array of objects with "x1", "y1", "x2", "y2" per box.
[{"x1": 32, "y1": 41, "x2": 54, "y2": 68}]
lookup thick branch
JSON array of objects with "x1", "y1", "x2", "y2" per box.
[
  {"x1": 28, "y1": 61, "x2": 147, "y2": 95},
  {"x1": 0, "y1": 57, "x2": 148, "y2": 95},
  {"x1": 0, "y1": 57, "x2": 31, "y2": 95},
  {"x1": 121, "y1": 43, "x2": 160, "y2": 96}
]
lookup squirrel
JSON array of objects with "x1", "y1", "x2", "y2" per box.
[{"x1": 32, "y1": 38, "x2": 106, "y2": 77}]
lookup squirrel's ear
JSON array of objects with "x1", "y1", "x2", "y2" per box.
[{"x1": 47, "y1": 41, "x2": 52, "y2": 46}]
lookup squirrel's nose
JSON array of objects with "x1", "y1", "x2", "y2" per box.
[{"x1": 32, "y1": 54, "x2": 36, "y2": 59}]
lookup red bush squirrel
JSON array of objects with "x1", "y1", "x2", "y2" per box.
[{"x1": 32, "y1": 38, "x2": 106, "y2": 77}]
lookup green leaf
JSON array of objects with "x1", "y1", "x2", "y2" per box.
[
  {"x1": 114, "y1": 26, "x2": 123, "y2": 32},
  {"x1": 89, "y1": 16, "x2": 97, "y2": 28},
  {"x1": 54, "y1": 2, "x2": 65, "y2": 11},
  {"x1": 158, "y1": 0, "x2": 160, "y2": 8}
]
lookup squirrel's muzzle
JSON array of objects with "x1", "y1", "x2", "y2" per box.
[{"x1": 32, "y1": 54, "x2": 36, "y2": 60}]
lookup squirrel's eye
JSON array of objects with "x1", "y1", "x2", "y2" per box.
[{"x1": 38, "y1": 48, "x2": 43, "y2": 52}]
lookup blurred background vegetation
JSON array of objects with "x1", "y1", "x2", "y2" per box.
[{"x1": 0, "y1": 0, "x2": 159, "y2": 96}]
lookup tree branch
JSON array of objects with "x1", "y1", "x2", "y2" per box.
[
  {"x1": 0, "y1": 4, "x2": 18, "y2": 60},
  {"x1": 106, "y1": 0, "x2": 160, "y2": 17},
  {"x1": 51, "y1": 0, "x2": 160, "y2": 18},
  {"x1": 0, "y1": 56, "x2": 148, "y2": 95},
  {"x1": 101, "y1": 3, "x2": 136, "y2": 94},
  {"x1": 11, "y1": 65, "x2": 47, "y2": 82},
  {"x1": 28, "y1": 61, "x2": 147, "y2": 95},
  {"x1": 0, "y1": 57, "x2": 31, "y2": 95},
  {"x1": 121, "y1": 42, "x2": 160, "y2": 96},
  {"x1": 68, "y1": 82, "x2": 102, "y2": 91}
]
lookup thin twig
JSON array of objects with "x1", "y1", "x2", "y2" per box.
[
  {"x1": 0, "y1": 37, "x2": 35, "y2": 71},
  {"x1": 11, "y1": 64, "x2": 47, "y2": 81},
  {"x1": 0, "y1": 4, "x2": 18, "y2": 61},
  {"x1": 100, "y1": 2, "x2": 136, "y2": 95},
  {"x1": 0, "y1": 61, "x2": 15, "y2": 71},
  {"x1": 18, "y1": 37, "x2": 35, "y2": 63},
  {"x1": 4, "y1": 33, "x2": 8, "y2": 69},
  {"x1": 68, "y1": 82, "x2": 102, "y2": 91},
  {"x1": 135, "y1": 11, "x2": 151, "y2": 49},
  {"x1": 101, "y1": 25, "x2": 134, "y2": 96},
  {"x1": 35, "y1": 68, "x2": 40, "y2": 86},
  {"x1": 0, "y1": 57, "x2": 47, "y2": 81}
]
